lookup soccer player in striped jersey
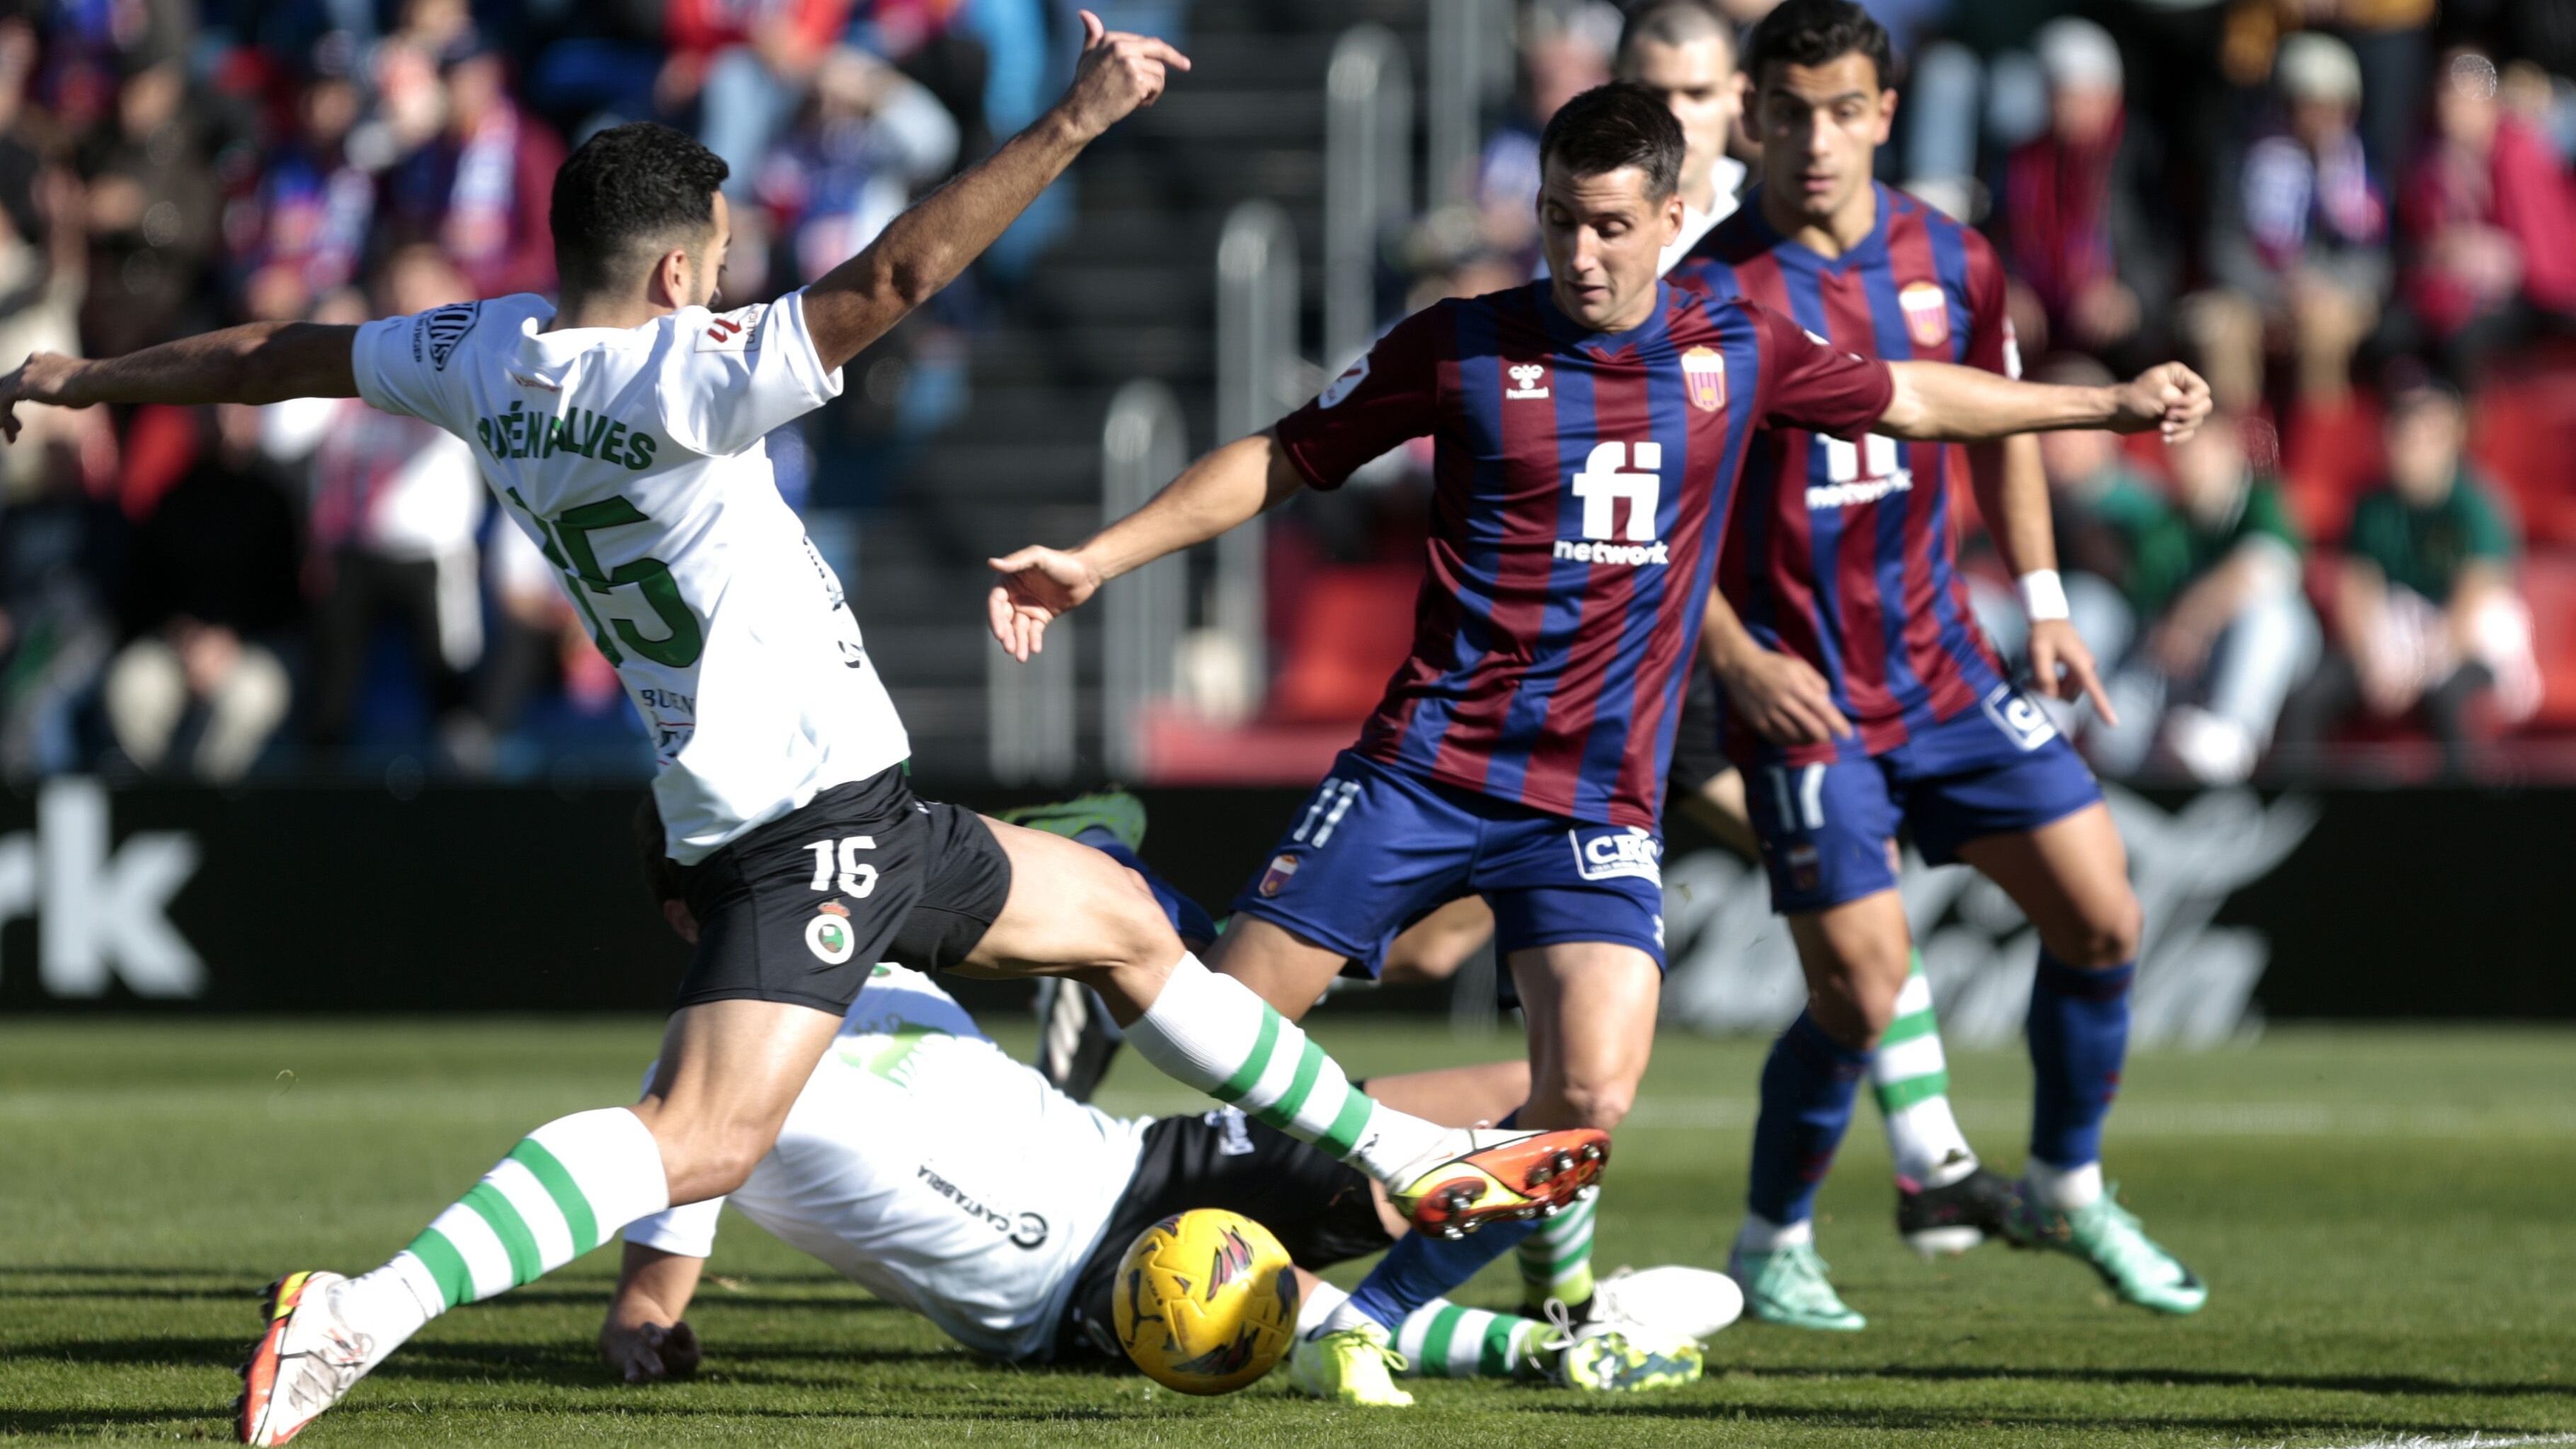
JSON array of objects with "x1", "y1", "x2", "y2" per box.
[
  {"x1": 1671, "y1": 0, "x2": 2209, "y2": 1331},
  {"x1": 991, "y1": 82, "x2": 2208, "y2": 1404}
]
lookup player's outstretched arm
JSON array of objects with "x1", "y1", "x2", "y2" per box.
[
  {"x1": 1877, "y1": 360, "x2": 2210, "y2": 445},
  {"x1": 600, "y1": 1242, "x2": 706, "y2": 1383},
  {"x1": 800, "y1": 11, "x2": 1188, "y2": 372},
  {"x1": 987, "y1": 430, "x2": 1305, "y2": 661},
  {"x1": 0, "y1": 322, "x2": 358, "y2": 442}
]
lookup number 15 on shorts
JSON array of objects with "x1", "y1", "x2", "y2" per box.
[{"x1": 804, "y1": 836, "x2": 879, "y2": 898}]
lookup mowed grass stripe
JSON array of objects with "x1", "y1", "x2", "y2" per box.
[{"x1": 1, "y1": 1021, "x2": 2571, "y2": 1447}]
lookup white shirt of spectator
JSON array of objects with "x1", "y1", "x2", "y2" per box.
[
  {"x1": 623, "y1": 966, "x2": 1150, "y2": 1363},
  {"x1": 350, "y1": 290, "x2": 908, "y2": 863},
  {"x1": 1658, "y1": 156, "x2": 1746, "y2": 278}
]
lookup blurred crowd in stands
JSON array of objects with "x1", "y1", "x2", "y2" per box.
[
  {"x1": 1299, "y1": 0, "x2": 2576, "y2": 784},
  {"x1": 0, "y1": 0, "x2": 1083, "y2": 781}
]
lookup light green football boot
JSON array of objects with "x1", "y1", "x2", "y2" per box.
[
  {"x1": 1552, "y1": 1324, "x2": 1705, "y2": 1392},
  {"x1": 994, "y1": 789, "x2": 1148, "y2": 852},
  {"x1": 1728, "y1": 1243, "x2": 1867, "y2": 1331},
  {"x1": 2016, "y1": 1185, "x2": 2209, "y2": 1315},
  {"x1": 1290, "y1": 1324, "x2": 1415, "y2": 1407}
]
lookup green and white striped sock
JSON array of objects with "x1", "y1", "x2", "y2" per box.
[
  {"x1": 1517, "y1": 1191, "x2": 1597, "y2": 1312},
  {"x1": 1125, "y1": 954, "x2": 1446, "y2": 1183},
  {"x1": 1872, "y1": 953, "x2": 1978, "y2": 1187},
  {"x1": 1395, "y1": 1298, "x2": 1550, "y2": 1379},
  {"x1": 350, "y1": 1108, "x2": 669, "y2": 1341}
]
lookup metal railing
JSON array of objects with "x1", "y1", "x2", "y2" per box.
[
  {"x1": 1212, "y1": 199, "x2": 1300, "y2": 700},
  {"x1": 1324, "y1": 23, "x2": 1412, "y2": 367},
  {"x1": 986, "y1": 608, "x2": 1075, "y2": 786},
  {"x1": 1427, "y1": 0, "x2": 1511, "y2": 205},
  {"x1": 1098, "y1": 379, "x2": 1189, "y2": 779}
]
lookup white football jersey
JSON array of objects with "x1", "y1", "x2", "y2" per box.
[
  {"x1": 624, "y1": 967, "x2": 1149, "y2": 1363},
  {"x1": 351, "y1": 291, "x2": 909, "y2": 863}
]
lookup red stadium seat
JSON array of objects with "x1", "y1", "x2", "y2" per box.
[
  {"x1": 2281, "y1": 394, "x2": 2384, "y2": 547},
  {"x1": 1266, "y1": 562, "x2": 1419, "y2": 725},
  {"x1": 2468, "y1": 354, "x2": 2576, "y2": 550},
  {"x1": 2518, "y1": 549, "x2": 2576, "y2": 733}
]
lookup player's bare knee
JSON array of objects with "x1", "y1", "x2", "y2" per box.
[
  {"x1": 2056, "y1": 894, "x2": 2143, "y2": 968},
  {"x1": 1552, "y1": 1076, "x2": 1636, "y2": 1131}
]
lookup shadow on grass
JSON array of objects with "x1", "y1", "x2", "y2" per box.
[
  {"x1": 1722, "y1": 1361, "x2": 2575, "y2": 1400},
  {"x1": 1520, "y1": 1397, "x2": 2558, "y2": 1440}
]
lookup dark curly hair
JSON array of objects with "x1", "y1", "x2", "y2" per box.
[
  {"x1": 1538, "y1": 82, "x2": 1685, "y2": 200},
  {"x1": 1744, "y1": 0, "x2": 1894, "y2": 93},
  {"x1": 550, "y1": 122, "x2": 732, "y2": 300}
]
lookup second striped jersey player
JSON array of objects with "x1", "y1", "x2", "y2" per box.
[{"x1": 988, "y1": 79, "x2": 2209, "y2": 1406}]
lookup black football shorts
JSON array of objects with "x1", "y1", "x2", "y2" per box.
[{"x1": 671, "y1": 767, "x2": 1012, "y2": 1014}]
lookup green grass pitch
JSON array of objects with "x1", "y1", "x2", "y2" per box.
[{"x1": 3, "y1": 1018, "x2": 2572, "y2": 1447}]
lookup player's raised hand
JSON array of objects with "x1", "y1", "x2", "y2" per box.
[
  {"x1": 1717, "y1": 645, "x2": 1854, "y2": 746},
  {"x1": 0, "y1": 351, "x2": 89, "y2": 445},
  {"x1": 2110, "y1": 362, "x2": 2213, "y2": 443},
  {"x1": 2026, "y1": 617, "x2": 2119, "y2": 727},
  {"x1": 1055, "y1": 9, "x2": 1190, "y2": 142},
  {"x1": 987, "y1": 545, "x2": 1104, "y2": 663}
]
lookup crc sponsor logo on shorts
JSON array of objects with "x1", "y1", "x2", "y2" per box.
[
  {"x1": 1569, "y1": 825, "x2": 1663, "y2": 885},
  {"x1": 1257, "y1": 853, "x2": 1300, "y2": 898},
  {"x1": 1981, "y1": 683, "x2": 2059, "y2": 752},
  {"x1": 915, "y1": 1164, "x2": 1049, "y2": 1249}
]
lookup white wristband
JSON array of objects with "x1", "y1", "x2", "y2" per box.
[{"x1": 2017, "y1": 570, "x2": 2070, "y2": 622}]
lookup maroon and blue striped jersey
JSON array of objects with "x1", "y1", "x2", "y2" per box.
[
  {"x1": 1675, "y1": 183, "x2": 2020, "y2": 767},
  {"x1": 1271, "y1": 279, "x2": 1891, "y2": 828}
]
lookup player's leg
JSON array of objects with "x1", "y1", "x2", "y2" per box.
[
  {"x1": 968, "y1": 813, "x2": 1603, "y2": 1233},
  {"x1": 1729, "y1": 892, "x2": 1908, "y2": 1332},
  {"x1": 1877, "y1": 949, "x2": 2023, "y2": 1257},
  {"x1": 997, "y1": 789, "x2": 1215, "y2": 1101},
  {"x1": 242, "y1": 774, "x2": 951, "y2": 1445},
  {"x1": 1306, "y1": 889, "x2": 1659, "y2": 1393},
  {"x1": 1374, "y1": 895, "x2": 1498, "y2": 986},
  {"x1": 1954, "y1": 804, "x2": 2205, "y2": 1313},
  {"x1": 1728, "y1": 756, "x2": 1909, "y2": 1331}
]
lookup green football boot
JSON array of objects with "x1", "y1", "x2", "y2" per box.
[
  {"x1": 1729, "y1": 1243, "x2": 1867, "y2": 1331},
  {"x1": 2016, "y1": 1185, "x2": 2209, "y2": 1315},
  {"x1": 994, "y1": 789, "x2": 1148, "y2": 852}
]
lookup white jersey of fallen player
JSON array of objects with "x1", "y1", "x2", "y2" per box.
[
  {"x1": 350, "y1": 292, "x2": 908, "y2": 864},
  {"x1": 624, "y1": 966, "x2": 1149, "y2": 1362}
]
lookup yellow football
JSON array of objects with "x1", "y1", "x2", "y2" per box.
[{"x1": 1110, "y1": 1208, "x2": 1300, "y2": 1394}]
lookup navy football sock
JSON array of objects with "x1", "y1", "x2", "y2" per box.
[
  {"x1": 1745, "y1": 1011, "x2": 1869, "y2": 1229},
  {"x1": 1343, "y1": 1217, "x2": 1542, "y2": 1333},
  {"x1": 2027, "y1": 951, "x2": 2135, "y2": 1169}
]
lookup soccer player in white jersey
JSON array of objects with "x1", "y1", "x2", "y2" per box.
[
  {"x1": 0, "y1": 17, "x2": 1606, "y2": 1444},
  {"x1": 601, "y1": 844, "x2": 1737, "y2": 1394}
]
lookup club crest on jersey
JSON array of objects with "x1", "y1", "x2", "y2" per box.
[
  {"x1": 1506, "y1": 362, "x2": 1550, "y2": 399},
  {"x1": 1569, "y1": 826, "x2": 1663, "y2": 885},
  {"x1": 1681, "y1": 346, "x2": 1726, "y2": 412},
  {"x1": 1899, "y1": 281, "x2": 1950, "y2": 348},
  {"x1": 1256, "y1": 853, "x2": 1300, "y2": 898},
  {"x1": 1317, "y1": 354, "x2": 1369, "y2": 408},
  {"x1": 806, "y1": 899, "x2": 856, "y2": 964}
]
